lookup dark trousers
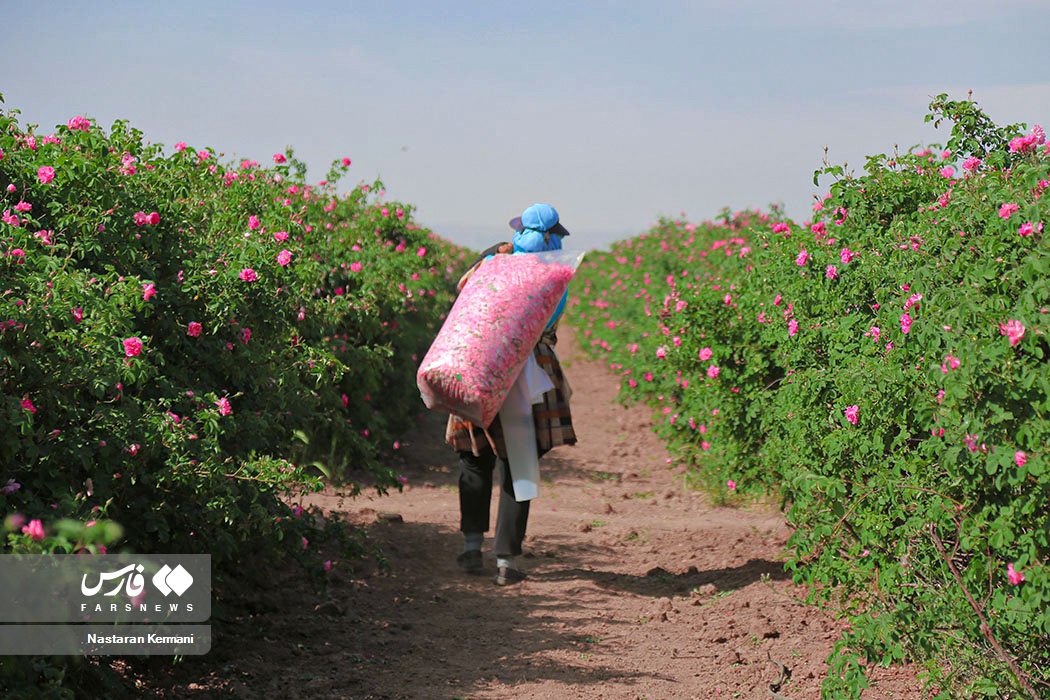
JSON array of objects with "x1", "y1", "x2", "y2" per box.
[{"x1": 458, "y1": 448, "x2": 530, "y2": 558}]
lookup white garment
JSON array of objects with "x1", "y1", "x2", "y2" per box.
[{"x1": 498, "y1": 354, "x2": 555, "y2": 501}]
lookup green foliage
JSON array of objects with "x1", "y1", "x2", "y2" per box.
[
  {"x1": 926, "y1": 92, "x2": 1027, "y2": 170},
  {"x1": 572, "y1": 98, "x2": 1049, "y2": 698},
  {"x1": 0, "y1": 107, "x2": 468, "y2": 694},
  {"x1": 0, "y1": 108, "x2": 470, "y2": 560}
]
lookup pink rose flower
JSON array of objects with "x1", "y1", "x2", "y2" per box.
[
  {"x1": 903, "y1": 293, "x2": 923, "y2": 311},
  {"x1": 239, "y1": 268, "x2": 258, "y2": 282},
  {"x1": 844, "y1": 405, "x2": 859, "y2": 425},
  {"x1": 37, "y1": 166, "x2": 55, "y2": 184},
  {"x1": 1000, "y1": 319, "x2": 1025, "y2": 346},
  {"x1": 1007, "y1": 563, "x2": 1025, "y2": 585},
  {"x1": 277, "y1": 249, "x2": 292, "y2": 266},
  {"x1": 1018, "y1": 221, "x2": 1043, "y2": 237},
  {"x1": 941, "y1": 355, "x2": 960, "y2": 373},
  {"x1": 133, "y1": 211, "x2": 159, "y2": 226},
  {"x1": 215, "y1": 397, "x2": 232, "y2": 416},
  {"x1": 123, "y1": 336, "x2": 143, "y2": 357},
  {"x1": 999, "y1": 202, "x2": 1020, "y2": 219},
  {"x1": 21, "y1": 519, "x2": 46, "y2": 541},
  {"x1": 187, "y1": 321, "x2": 203, "y2": 337},
  {"x1": 795, "y1": 249, "x2": 809, "y2": 266},
  {"x1": 67, "y1": 115, "x2": 91, "y2": 132}
]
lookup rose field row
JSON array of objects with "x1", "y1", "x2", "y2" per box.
[{"x1": 568, "y1": 95, "x2": 1049, "y2": 698}]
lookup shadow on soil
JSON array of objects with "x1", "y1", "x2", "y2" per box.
[
  {"x1": 536, "y1": 557, "x2": 790, "y2": 598},
  {"x1": 125, "y1": 412, "x2": 790, "y2": 698}
]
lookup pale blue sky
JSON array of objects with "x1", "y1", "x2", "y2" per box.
[{"x1": 5, "y1": 1, "x2": 1048, "y2": 250}]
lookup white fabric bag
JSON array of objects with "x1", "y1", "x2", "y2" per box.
[{"x1": 499, "y1": 353, "x2": 555, "y2": 501}]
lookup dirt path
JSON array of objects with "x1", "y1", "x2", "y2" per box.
[{"x1": 137, "y1": 325, "x2": 922, "y2": 699}]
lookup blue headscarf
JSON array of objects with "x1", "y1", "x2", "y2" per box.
[
  {"x1": 510, "y1": 203, "x2": 569, "y2": 253},
  {"x1": 513, "y1": 227, "x2": 563, "y2": 253}
]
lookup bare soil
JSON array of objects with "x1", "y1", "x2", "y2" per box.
[{"x1": 126, "y1": 326, "x2": 923, "y2": 699}]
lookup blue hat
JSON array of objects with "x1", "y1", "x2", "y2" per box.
[
  {"x1": 509, "y1": 203, "x2": 570, "y2": 253},
  {"x1": 508, "y1": 203, "x2": 571, "y2": 239}
]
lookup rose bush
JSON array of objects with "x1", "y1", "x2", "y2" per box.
[
  {"x1": 0, "y1": 98, "x2": 468, "y2": 560},
  {"x1": 572, "y1": 97, "x2": 1049, "y2": 698},
  {"x1": 0, "y1": 94, "x2": 470, "y2": 695}
]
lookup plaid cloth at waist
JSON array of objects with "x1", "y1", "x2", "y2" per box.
[{"x1": 445, "y1": 328, "x2": 577, "y2": 459}]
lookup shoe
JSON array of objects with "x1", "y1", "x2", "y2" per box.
[
  {"x1": 456, "y1": 549, "x2": 483, "y2": 574},
  {"x1": 494, "y1": 566, "x2": 527, "y2": 586}
]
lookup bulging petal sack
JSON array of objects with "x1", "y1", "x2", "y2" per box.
[{"x1": 416, "y1": 250, "x2": 585, "y2": 426}]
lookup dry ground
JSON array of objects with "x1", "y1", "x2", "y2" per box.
[{"x1": 128, "y1": 326, "x2": 923, "y2": 699}]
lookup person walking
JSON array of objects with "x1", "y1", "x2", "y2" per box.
[{"x1": 445, "y1": 203, "x2": 577, "y2": 586}]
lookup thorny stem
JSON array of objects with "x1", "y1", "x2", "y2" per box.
[{"x1": 928, "y1": 524, "x2": 1040, "y2": 700}]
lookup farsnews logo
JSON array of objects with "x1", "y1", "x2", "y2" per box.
[
  {"x1": 81, "y1": 564, "x2": 146, "y2": 597},
  {"x1": 79, "y1": 562, "x2": 197, "y2": 615},
  {"x1": 0, "y1": 553, "x2": 209, "y2": 624},
  {"x1": 151, "y1": 564, "x2": 194, "y2": 596},
  {"x1": 80, "y1": 563, "x2": 193, "y2": 597}
]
